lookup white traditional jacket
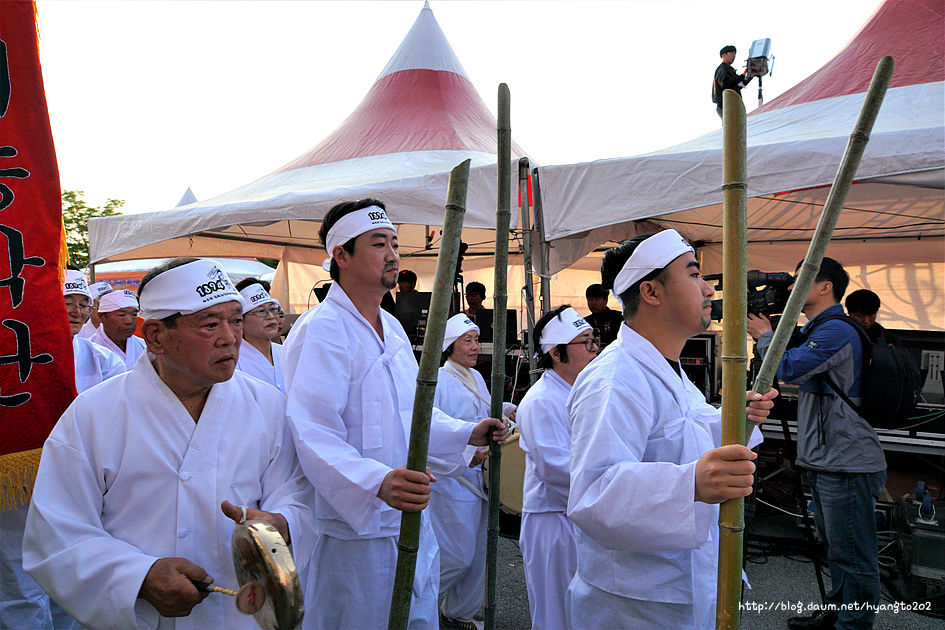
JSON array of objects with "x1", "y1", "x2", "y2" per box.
[
  {"x1": 89, "y1": 327, "x2": 146, "y2": 371},
  {"x1": 23, "y1": 355, "x2": 311, "y2": 630},
  {"x1": 73, "y1": 335, "x2": 125, "y2": 393},
  {"x1": 237, "y1": 340, "x2": 285, "y2": 394},
  {"x1": 567, "y1": 324, "x2": 760, "y2": 629}
]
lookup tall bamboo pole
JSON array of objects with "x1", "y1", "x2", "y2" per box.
[
  {"x1": 485, "y1": 82, "x2": 511, "y2": 630},
  {"x1": 388, "y1": 159, "x2": 471, "y2": 630},
  {"x1": 715, "y1": 89, "x2": 748, "y2": 630},
  {"x1": 715, "y1": 55, "x2": 893, "y2": 630},
  {"x1": 749, "y1": 56, "x2": 894, "y2": 401}
]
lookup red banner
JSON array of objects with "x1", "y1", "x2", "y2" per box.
[{"x1": 0, "y1": 1, "x2": 76, "y2": 473}]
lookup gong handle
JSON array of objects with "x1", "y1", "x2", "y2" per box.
[{"x1": 190, "y1": 579, "x2": 238, "y2": 596}]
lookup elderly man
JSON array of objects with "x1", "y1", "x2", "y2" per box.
[
  {"x1": 567, "y1": 230, "x2": 776, "y2": 630},
  {"x1": 89, "y1": 288, "x2": 146, "y2": 370},
  {"x1": 64, "y1": 270, "x2": 125, "y2": 393},
  {"x1": 282, "y1": 198, "x2": 508, "y2": 630},
  {"x1": 517, "y1": 305, "x2": 598, "y2": 630},
  {"x1": 24, "y1": 258, "x2": 311, "y2": 630}
]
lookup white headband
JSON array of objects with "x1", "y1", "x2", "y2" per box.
[
  {"x1": 239, "y1": 284, "x2": 278, "y2": 314},
  {"x1": 63, "y1": 270, "x2": 91, "y2": 299},
  {"x1": 443, "y1": 313, "x2": 480, "y2": 352},
  {"x1": 138, "y1": 260, "x2": 246, "y2": 320},
  {"x1": 321, "y1": 205, "x2": 396, "y2": 271},
  {"x1": 98, "y1": 289, "x2": 139, "y2": 313},
  {"x1": 88, "y1": 281, "x2": 113, "y2": 300},
  {"x1": 539, "y1": 307, "x2": 592, "y2": 354},
  {"x1": 611, "y1": 230, "x2": 695, "y2": 307}
]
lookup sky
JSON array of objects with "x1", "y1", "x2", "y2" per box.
[{"x1": 34, "y1": 0, "x2": 882, "y2": 216}]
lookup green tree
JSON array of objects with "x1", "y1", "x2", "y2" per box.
[{"x1": 62, "y1": 190, "x2": 124, "y2": 268}]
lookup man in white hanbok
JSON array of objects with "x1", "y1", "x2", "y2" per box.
[
  {"x1": 282, "y1": 199, "x2": 508, "y2": 630},
  {"x1": 23, "y1": 258, "x2": 311, "y2": 630},
  {"x1": 235, "y1": 280, "x2": 285, "y2": 393},
  {"x1": 429, "y1": 314, "x2": 516, "y2": 629},
  {"x1": 0, "y1": 270, "x2": 122, "y2": 630},
  {"x1": 566, "y1": 230, "x2": 777, "y2": 630},
  {"x1": 89, "y1": 288, "x2": 146, "y2": 370},
  {"x1": 516, "y1": 306, "x2": 597, "y2": 630}
]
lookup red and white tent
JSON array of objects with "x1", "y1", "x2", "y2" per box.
[
  {"x1": 89, "y1": 1, "x2": 527, "y2": 310},
  {"x1": 538, "y1": 0, "x2": 944, "y2": 330}
]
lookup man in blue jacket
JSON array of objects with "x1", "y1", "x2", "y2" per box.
[{"x1": 748, "y1": 258, "x2": 886, "y2": 630}]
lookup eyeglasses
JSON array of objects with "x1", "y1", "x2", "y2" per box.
[
  {"x1": 247, "y1": 306, "x2": 280, "y2": 319},
  {"x1": 566, "y1": 336, "x2": 601, "y2": 352},
  {"x1": 64, "y1": 302, "x2": 92, "y2": 313}
]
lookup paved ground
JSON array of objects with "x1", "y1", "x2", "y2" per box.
[{"x1": 441, "y1": 510, "x2": 943, "y2": 630}]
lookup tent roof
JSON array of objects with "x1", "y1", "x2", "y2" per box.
[
  {"x1": 90, "y1": 1, "x2": 526, "y2": 264},
  {"x1": 538, "y1": 0, "x2": 944, "y2": 275}
]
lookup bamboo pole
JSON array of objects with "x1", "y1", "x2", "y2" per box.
[
  {"x1": 715, "y1": 55, "x2": 893, "y2": 630},
  {"x1": 388, "y1": 159, "x2": 471, "y2": 630},
  {"x1": 485, "y1": 82, "x2": 511, "y2": 630},
  {"x1": 749, "y1": 56, "x2": 894, "y2": 401},
  {"x1": 715, "y1": 89, "x2": 748, "y2": 630}
]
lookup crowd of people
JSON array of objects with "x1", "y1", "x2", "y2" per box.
[{"x1": 4, "y1": 196, "x2": 895, "y2": 630}]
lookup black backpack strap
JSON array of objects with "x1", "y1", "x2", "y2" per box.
[{"x1": 805, "y1": 313, "x2": 872, "y2": 421}]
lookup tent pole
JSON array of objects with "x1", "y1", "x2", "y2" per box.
[
  {"x1": 387, "y1": 160, "x2": 471, "y2": 630},
  {"x1": 485, "y1": 83, "x2": 511, "y2": 630},
  {"x1": 518, "y1": 158, "x2": 538, "y2": 385},
  {"x1": 531, "y1": 167, "x2": 552, "y2": 318}
]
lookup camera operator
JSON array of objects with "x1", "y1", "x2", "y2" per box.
[
  {"x1": 713, "y1": 45, "x2": 753, "y2": 118},
  {"x1": 746, "y1": 258, "x2": 885, "y2": 630}
]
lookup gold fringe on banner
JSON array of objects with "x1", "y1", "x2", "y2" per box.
[
  {"x1": 0, "y1": 448, "x2": 42, "y2": 511},
  {"x1": 59, "y1": 214, "x2": 69, "y2": 284}
]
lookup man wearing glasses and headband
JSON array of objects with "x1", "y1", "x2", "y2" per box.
[
  {"x1": 24, "y1": 258, "x2": 311, "y2": 629},
  {"x1": 566, "y1": 230, "x2": 777, "y2": 630},
  {"x1": 235, "y1": 279, "x2": 285, "y2": 394},
  {"x1": 516, "y1": 305, "x2": 598, "y2": 630},
  {"x1": 281, "y1": 198, "x2": 509, "y2": 630}
]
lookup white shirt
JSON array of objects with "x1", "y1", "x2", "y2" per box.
[
  {"x1": 89, "y1": 327, "x2": 146, "y2": 371},
  {"x1": 237, "y1": 340, "x2": 285, "y2": 394},
  {"x1": 77, "y1": 319, "x2": 99, "y2": 339},
  {"x1": 72, "y1": 335, "x2": 125, "y2": 393},
  {"x1": 23, "y1": 354, "x2": 311, "y2": 630},
  {"x1": 282, "y1": 282, "x2": 473, "y2": 540},
  {"x1": 567, "y1": 324, "x2": 760, "y2": 628},
  {"x1": 518, "y1": 368, "x2": 573, "y2": 513}
]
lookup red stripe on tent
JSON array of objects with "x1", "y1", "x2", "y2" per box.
[
  {"x1": 275, "y1": 69, "x2": 525, "y2": 172},
  {"x1": 754, "y1": 0, "x2": 944, "y2": 114}
]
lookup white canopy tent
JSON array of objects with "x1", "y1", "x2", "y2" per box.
[
  {"x1": 536, "y1": 0, "x2": 944, "y2": 331},
  {"x1": 89, "y1": 2, "x2": 533, "y2": 313}
]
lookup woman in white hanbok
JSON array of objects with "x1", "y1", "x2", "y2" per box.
[
  {"x1": 235, "y1": 281, "x2": 285, "y2": 394},
  {"x1": 429, "y1": 314, "x2": 515, "y2": 629}
]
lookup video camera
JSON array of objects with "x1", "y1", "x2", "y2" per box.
[{"x1": 704, "y1": 270, "x2": 793, "y2": 321}]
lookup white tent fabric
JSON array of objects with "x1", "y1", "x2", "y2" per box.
[
  {"x1": 537, "y1": 0, "x2": 944, "y2": 330},
  {"x1": 89, "y1": 1, "x2": 527, "y2": 271}
]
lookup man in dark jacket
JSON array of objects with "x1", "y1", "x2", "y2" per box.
[
  {"x1": 713, "y1": 45, "x2": 752, "y2": 117},
  {"x1": 748, "y1": 258, "x2": 886, "y2": 630}
]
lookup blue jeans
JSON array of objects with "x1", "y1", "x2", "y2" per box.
[{"x1": 806, "y1": 470, "x2": 886, "y2": 630}]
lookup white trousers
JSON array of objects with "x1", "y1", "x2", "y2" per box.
[
  {"x1": 566, "y1": 573, "x2": 696, "y2": 630},
  {"x1": 520, "y1": 511, "x2": 577, "y2": 630},
  {"x1": 428, "y1": 476, "x2": 486, "y2": 620},
  {"x1": 302, "y1": 517, "x2": 440, "y2": 630}
]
